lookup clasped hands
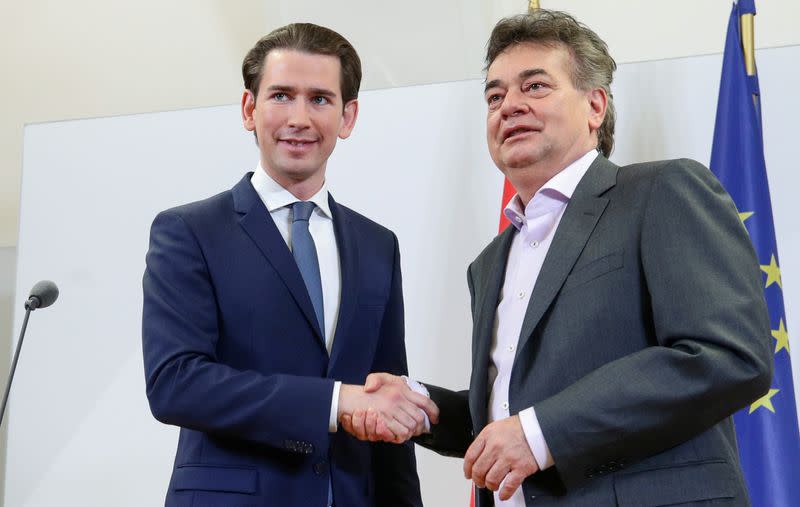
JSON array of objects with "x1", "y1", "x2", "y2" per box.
[
  {"x1": 339, "y1": 373, "x2": 539, "y2": 501},
  {"x1": 338, "y1": 373, "x2": 438, "y2": 443}
]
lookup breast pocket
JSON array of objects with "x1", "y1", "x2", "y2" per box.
[{"x1": 561, "y1": 250, "x2": 624, "y2": 295}]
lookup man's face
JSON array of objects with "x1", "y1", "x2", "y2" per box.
[
  {"x1": 484, "y1": 42, "x2": 603, "y2": 177},
  {"x1": 242, "y1": 49, "x2": 357, "y2": 187}
]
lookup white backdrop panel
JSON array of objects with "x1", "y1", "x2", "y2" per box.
[{"x1": 6, "y1": 45, "x2": 799, "y2": 506}]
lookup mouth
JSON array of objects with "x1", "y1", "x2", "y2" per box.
[
  {"x1": 502, "y1": 126, "x2": 537, "y2": 143},
  {"x1": 279, "y1": 138, "x2": 317, "y2": 146}
]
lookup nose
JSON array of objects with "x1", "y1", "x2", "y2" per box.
[
  {"x1": 287, "y1": 99, "x2": 311, "y2": 128},
  {"x1": 499, "y1": 88, "x2": 529, "y2": 119}
]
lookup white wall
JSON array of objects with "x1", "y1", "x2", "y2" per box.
[
  {"x1": 2, "y1": 0, "x2": 800, "y2": 247},
  {"x1": 2, "y1": 1, "x2": 800, "y2": 505},
  {"x1": 5, "y1": 44, "x2": 799, "y2": 506}
]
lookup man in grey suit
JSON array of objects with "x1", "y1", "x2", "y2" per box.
[{"x1": 343, "y1": 9, "x2": 773, "y2": 507}]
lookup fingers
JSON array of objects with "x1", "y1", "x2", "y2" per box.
[
  {"x1": 397, "y1": 402, "x2": 427, "y2": 436},
  {"x1": 351, "y1": 409, "x2": 367, "y2": 440},
  {"x1": 364, "y1": 372, "x2": 401, "y2": 393},
  {"x1": 340, "y1": 414, "x2": 353, "y2": 434},
  {"x1": 464, "y1": 417, "x2": 540, "y2": 496},
  {"x1": 340, "y1": 410, "x2": 367, "y2": 440},
  {"x1": 484, "y1": 461, "x2": 510, "y2": 492},
  {"x1": 395, "y1": 400, "x2": 427, "y2": 436},
  {"x1": 463, "y1": 436, "x2": 486, "y2": 480},
  {"x1": 375, "y1": 415, "x2": 396, "y2": 442},
  {"x1": 365, "y1": 408, "x2": 392, "y2": 442},
  {"x1": 403, "y1": 390, "x2": 440, "y2": 424},
  {"x1": 498, "y1": 472, "x2": 525, "y2": 501},
  {"x1": 382, "y1": 413, "x2": 414, "y2": 442}
]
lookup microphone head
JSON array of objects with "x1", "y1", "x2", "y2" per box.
[{"x1": 28, "y1": 280, "x2": 59, "y2": 309}]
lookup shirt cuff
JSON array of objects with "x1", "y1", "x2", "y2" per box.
[
  {"x1": 518, "y1": 406, "x2": 554, "y2": 470},
  {"x1": 402, "y1": 376, "x2": 431, "y2": 432},
  {"x1": 329, "y1": 381, "x2": 342, "y2": 433}
]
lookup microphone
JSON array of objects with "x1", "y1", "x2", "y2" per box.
[
  {"x1": 1, "y1": 280, "x2": 59, "y2": 427},
  {"x1": 25, "y1": 280, "x2": 59, "y2": 311}
]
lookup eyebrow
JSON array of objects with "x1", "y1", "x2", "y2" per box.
[
  {"x1": 265, "y1": 85, "x2": 338, "y2": 98},
  {"x1": 484, "y1": 68, "x2": 549, "y2": 93}
]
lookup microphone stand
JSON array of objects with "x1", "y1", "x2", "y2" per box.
[{"x1": 0, "y1": 306, "x2": 32, "y2": 427}]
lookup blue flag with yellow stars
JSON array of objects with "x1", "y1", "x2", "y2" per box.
[{"x1": 710, "y1": 1, "x2": 800, "y2": 505}]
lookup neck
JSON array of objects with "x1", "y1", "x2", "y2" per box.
[
  {"x1": 261, "y1": 165, "x2": 325, "y2": 201},
  {"x1": 511, "y1": 145, "x2": 595, "y2": 207}
]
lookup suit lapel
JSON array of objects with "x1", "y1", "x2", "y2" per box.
[
  {"x1": 326, "y1": 195, "x2": 358, "y2": 371},
  {"x1": 470, "y1": 226, "x2": 516, "y2": 430},
  {"x1": 232, "y1": 174, "x2": 325, "y2": 345},
  {"x1": 514, "y1": 156, "x2": 618, "y2": 356}
]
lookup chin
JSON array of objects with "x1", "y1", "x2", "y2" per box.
[{"x1": 503, "y1": 156, "x2": 538, "y2": 170}]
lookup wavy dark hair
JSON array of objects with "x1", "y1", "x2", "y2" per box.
[{"x1": 486, "y1": 10, "x2": 617, "y2": 157}]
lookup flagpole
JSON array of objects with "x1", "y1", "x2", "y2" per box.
[{"x1": 740, "y1": 12, "x2": 755, "y2": 76}]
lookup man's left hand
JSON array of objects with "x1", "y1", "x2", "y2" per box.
[{"x1": 463, "y1": 415, "x2": 539, "y2": 501}]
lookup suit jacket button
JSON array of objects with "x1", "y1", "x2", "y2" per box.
[{"x1": 314, "y1": 461, "x2": 329, "y2": 475}]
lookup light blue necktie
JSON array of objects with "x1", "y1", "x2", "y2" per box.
[
  {"x1": 290, "y1": 201, "x2": 332, "y2": 507},
  {"x1": 291, "y1": 201, "x2": 325, "y2": 336}
]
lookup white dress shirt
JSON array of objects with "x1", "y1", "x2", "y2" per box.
[
  {"x1": 250, "y1": 165, "x2": 343, "y2": 432},
  {"x1": 491, "y1": 149, "x2": 597, "y2": 506}
]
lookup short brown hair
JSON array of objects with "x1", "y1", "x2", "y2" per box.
[
  {"x1": 242, "y1": 23, "x2": 362, "y2": 105},
  {"x1": 486, "y1": 10, "x2": 617, "y2": 157}
]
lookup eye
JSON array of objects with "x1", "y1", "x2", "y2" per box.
[
  {"x1": 486, "y1": 92, "x2": 504, "y2": 109},
  {"x1": 271, "y1": 92, "x2": 289, "y2": 102},
  {"x1": 312, "y1": 96, "x2": 330, "y2": 105},
  {"x1": 524, "y1": 82, "x2": 550, "y2": 96}
]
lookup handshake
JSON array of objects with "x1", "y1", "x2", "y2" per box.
[
  {"x1": 337, "y1": 373, "x2": 539, "y2": 501},
  {"x1": 337, "y1": 373, "x2": 439, "y2": 443}
]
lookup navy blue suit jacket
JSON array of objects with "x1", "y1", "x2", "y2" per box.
[{"x1": 143, "y1": 173, "x2": 422, "y2": 507}]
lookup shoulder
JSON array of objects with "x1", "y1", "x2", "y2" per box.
[
  {"x1": 333, "y1": 201, "x2": 398, "y2": 247},
  {"x1": 157, "y1": 188, "x2": 233, "y2": 222},
  {"x1": 616, "y1": 158, "x2": 721, "y2": 190},
  {"x1": 149, "y1": 188, "x2": 236, "y2": 242}
]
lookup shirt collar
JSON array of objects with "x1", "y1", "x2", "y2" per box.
[
  {"x1": 250, "y1": 162, "x2": 332, "y2": 219},
  {"x1": 504, "y1": 149, "x2": 599, "y2": 231}
]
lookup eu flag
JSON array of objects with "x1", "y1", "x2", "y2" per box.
[{"x1": 709, "y1": 1, "x2": 800, "y2": 506}]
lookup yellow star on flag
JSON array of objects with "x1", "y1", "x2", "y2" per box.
[
  {"x1": 749, "y1": 388, "x2": 780, "y2": 414},
  {"x1": 739, "y1": 211, "x2": 754, "y2": 224},
  {"x1": 772, "y1": 319, "x2": 790, "y2": 354},
  {"x1": 760, "y1": 254, "x2": 782, "y2": 290}
]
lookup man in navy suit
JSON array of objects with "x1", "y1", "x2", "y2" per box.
[{"x1": 142, "y1": 23, "x2": 437, "y2": 507}]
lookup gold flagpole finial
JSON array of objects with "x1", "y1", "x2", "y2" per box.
[
  {"x1": 740, "y1": 13, "x2": 756, "y2": 76},
  {"x1": 528, "y1": 0, "x2": 540, "y2": 12}
]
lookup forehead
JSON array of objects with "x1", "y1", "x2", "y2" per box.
[
  {"x1": 487, "y1": 42, "x2": 572, "y2": 80},
  {"x1": 260, "y1": 49, "x2": 342, "y2": 91}
]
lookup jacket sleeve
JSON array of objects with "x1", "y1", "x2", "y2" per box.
[
  {"x1": 142, "y1": 210, "x2": 333, "y2": 455},
  {"x1": 534, "y1": 160, "x2": 773, "y2": 489},
  {"x1": 414, "y1": 385, "x2": 473, "y2": 458}
]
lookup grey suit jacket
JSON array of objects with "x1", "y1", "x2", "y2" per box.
[{"x1": 419, "y1": 156, "x2": 773, "y2": 506}]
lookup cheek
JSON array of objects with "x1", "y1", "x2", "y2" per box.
[{"x1": 486, "y1": 115, "x2": 500, "y2": 141}]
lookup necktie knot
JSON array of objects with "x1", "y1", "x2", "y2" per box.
[{"x1": 292, "y1": 201, "x2": 316, "y2": 222}]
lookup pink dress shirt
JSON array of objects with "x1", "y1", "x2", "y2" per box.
[{"x1": 490, "y1": 149, "x2": 597, "y2": 506}]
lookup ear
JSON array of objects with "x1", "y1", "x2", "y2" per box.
[
  {"x1": 586, "y1": 87, "x2": 608, "y2": 132},
  {"x1": 338, "y1": 99, "x2": 359, "y2": 139},
  {"x1": 242, "y1": 90, "x2": 256, "y2": 132}
]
